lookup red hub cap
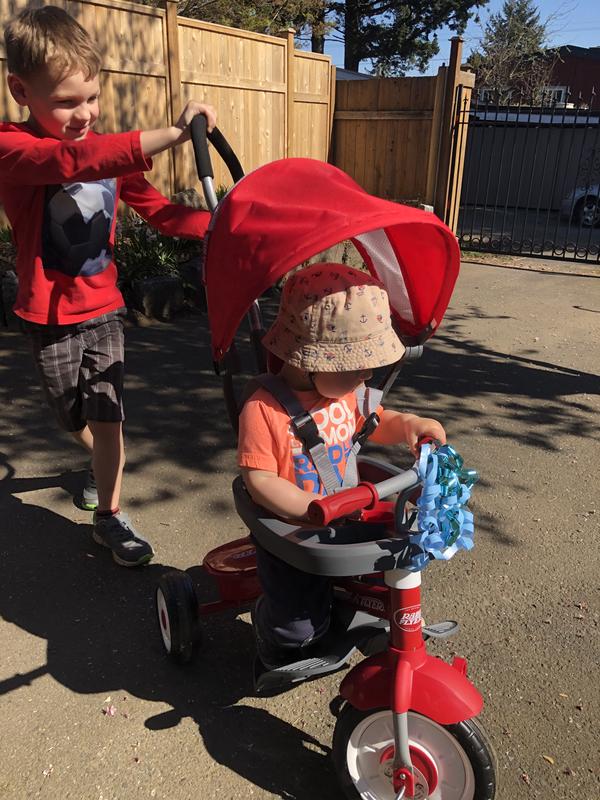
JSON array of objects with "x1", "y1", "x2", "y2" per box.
[{"x1": 379, "y1": 744, "x2": 439, "y2": 796}]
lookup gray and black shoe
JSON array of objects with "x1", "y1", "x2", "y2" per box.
[
  {"x1": 93, "y1": 511, "x2": 154, "y2": 567},
  {"x1": 79, "y1": 465, "x2": 98, "y2": 511}
]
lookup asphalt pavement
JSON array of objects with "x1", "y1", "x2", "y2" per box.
[{"x1": 0, "y1": 259, "x2": 599, "y2": 800}]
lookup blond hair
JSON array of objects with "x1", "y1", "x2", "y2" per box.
[{"x1": 4, "y1": 5, "x2": 101, "y2": 81}]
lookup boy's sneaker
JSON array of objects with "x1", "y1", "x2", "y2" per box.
[
  {"x1": 92, "y1": 511, "x2": 154, "y2": 567},
  {"x1": 79, "y1": 465, "x2": 98, "y2": 511}
]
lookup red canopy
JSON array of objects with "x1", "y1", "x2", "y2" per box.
[{"x1": 204, "y1": 158, "x2": 460, "y2": 361}]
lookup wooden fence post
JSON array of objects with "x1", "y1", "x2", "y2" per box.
[
  {"x1": 327, "y1": 64, "x2": 337, "y2": 160},
  {"x1": 279, "y1": 28, "x2": 296, "y2": 157},
  {"x1": 426, "y1": 66, "x2": 446, "y2": 207},
  {"x1": 445, "y1": 73, "x2": 474, "y2": 232},
  {"x1": 163, "y1": 0, "x2": 185, "y2": 193},
  {"x1": 433, "y1": 36, "x2": 463, "y2": 222}
]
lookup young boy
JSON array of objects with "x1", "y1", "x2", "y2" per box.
[
  {"x1": 238, "y1": 263, "x2": 446, "y2": 668},
  {"x1": 1, "y1": 6, "x2": 217, "y2": 566}
]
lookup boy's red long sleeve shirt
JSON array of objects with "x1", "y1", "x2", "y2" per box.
[{"x1": 0, "y1": 123, "x2": 210, "y2": 324}]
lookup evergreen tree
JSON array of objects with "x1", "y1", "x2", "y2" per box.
[
  {"x1": 329, "y1": 0, "x2": 487, "y2": 75},
  {"x1": 468, "y1": 0, "x2": 557, "y2": 102},
  {"x1": 140, "y1": 0, "x2": 327, "y2": 37}
]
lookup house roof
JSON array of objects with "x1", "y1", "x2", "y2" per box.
[
  {"x1": 557, "y1": 45, "x2": 600, "y2": 61},
  {"x1": 335, "y1": 68, "x2": 372, "y2": 80}
]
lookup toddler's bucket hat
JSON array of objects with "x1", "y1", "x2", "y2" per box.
[{"x1": 263, "y1": 263, "x2": 405, "y2": 372}]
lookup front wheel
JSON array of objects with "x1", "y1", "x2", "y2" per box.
[{"x1": 332, "y1": 706, "x2": 497, "y2": 800}]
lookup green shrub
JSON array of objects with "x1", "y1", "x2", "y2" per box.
[{"x1": 114, "y1": 213, "x2": 198, "y2": 290}]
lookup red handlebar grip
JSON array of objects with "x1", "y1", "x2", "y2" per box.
[
  {"x1": 307, "y1": 482, "x2": 379, "y2": 526},
  {"x1": 418, "y1": 435, "x2": 441, "y2": 451}
]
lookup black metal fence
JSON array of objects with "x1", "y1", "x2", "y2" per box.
[{"x1": 455, "y1": 92, "x2": 600, "y2": 263}]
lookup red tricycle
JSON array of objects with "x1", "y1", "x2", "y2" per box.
[{"x1": 155, "y1": 118, "x2": 497, "y2": 800}]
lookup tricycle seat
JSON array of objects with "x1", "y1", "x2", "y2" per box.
[{"x1": 203, "y1": 536, "x2": 260, "y2": 602}]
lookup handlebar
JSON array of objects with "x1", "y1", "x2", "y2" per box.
[
  {"x1": 306, "y1": 437, "x2": 440, "y2": 526},
  {"x1": 307, "y1": 483, "x2": 378, "y2": 526},
  {"x1": 307, "y1": 467, "x2": 420, "y2": 526},
  {"x1": 190, "y1": 115, "x2": 244, "y2": 211}
]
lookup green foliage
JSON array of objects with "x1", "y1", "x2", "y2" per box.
[
  {"x1": 468, "y1": 0, "x2": 557, "y2": 102},
  {"x1": 327, "y1": 0, "x2": 488, "y2": 75},
  {"x1": 139, "y1": 0, "x2": 328, "y2": 36},
  {"x1": 0, "y1": 226, "x2": 13, "y2": 244},
  {"x1": 215, "y1": 184, "x2": 231, "y2": 202},
  {"x1": 0, "y1": 226, "x2": 16, "y2": 271},
  {"x1": 113, "y1": 213, "x2": 197, "y2": 288}
]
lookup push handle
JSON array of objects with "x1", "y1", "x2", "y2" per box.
[
  {"x1": 190, "y1": 114, "x2": 213, "y2": 180},
  {"x1": 190, "y1": 115, "x2": 244, "y2": 183},
  {"x1": 307, "y1": 482, "x2": 379, "y2": 526}
]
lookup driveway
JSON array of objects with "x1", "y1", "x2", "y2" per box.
[{"x1": 1, "y1": 260, "x2": 599, "y2": 800}]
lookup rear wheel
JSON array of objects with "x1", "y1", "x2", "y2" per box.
[
  {"x1": 332, "y1": 706, "x2": 497, "y2": 800},
  {"x1": 156, "y1": 570, "x2": 199, "y2": 664}
]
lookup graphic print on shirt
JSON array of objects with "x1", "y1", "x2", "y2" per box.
[
  {"x1": 290, "y1": 399, "x2": 356, "y2": 493},
  {"x1": 41, "y1": 178, "x2": 116, "y2": 277}
]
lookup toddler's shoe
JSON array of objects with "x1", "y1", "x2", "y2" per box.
[
  {"x1": 93, "y1": 511, "x2": 154, "y2": 567},
  {"x1": 251, "y1": 597, "x2": 324, "y2": 670},
  {"x1": 79, "y1": 464, "x2": 98, "y2": 511}
]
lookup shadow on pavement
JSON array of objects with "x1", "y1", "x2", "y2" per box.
[
  {"x1": 1, "y1": 303, "x2": 598, "y2": 797},
  {"x1": 0, "y1": 459, "x2": 337, "y2": 799}
]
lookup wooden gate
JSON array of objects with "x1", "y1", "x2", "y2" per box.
[{"x1": 331, "y1": 38, "x2": 474, "y2": 229}]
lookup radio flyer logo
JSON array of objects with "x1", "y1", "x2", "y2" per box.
[{"x1": 393, "y1": 604, "x2": 422, "y2": 631}]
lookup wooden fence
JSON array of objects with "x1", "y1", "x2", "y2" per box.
[
  {"x1": 0, "y1": 0, "x2": 335, "y2": 198},
  {"x1": 331, "y1": 38, "x2": 475, "y2": 229}
]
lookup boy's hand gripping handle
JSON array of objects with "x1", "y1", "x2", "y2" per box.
[{"x1": 307, "y1": 482, "x2": 379, "y2": 526}]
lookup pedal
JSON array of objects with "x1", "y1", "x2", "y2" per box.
[
  {"x1": 422, "y1": 620, "x2": 459, "y2": 640},
  {"x1": 253, "y1": 647, "x2": 355, "y2": 695},
  {"x1": 252, "y1": 602, "x2": 390, "y2": 695},
  {"x1": 253, "y1": 657, "x2": 294, "y2": 696}
]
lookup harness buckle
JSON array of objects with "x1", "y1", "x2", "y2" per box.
[
  {"x1": 293, "y1": 412, "x2": 323, "y2": 451},
  {"x1": 352, "y1": 411, "x2": 380, "y2": 446}
]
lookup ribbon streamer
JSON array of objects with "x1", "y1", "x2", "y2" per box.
[{"x1": 405, "y1": 443, "x2": 478, "y2": 572}]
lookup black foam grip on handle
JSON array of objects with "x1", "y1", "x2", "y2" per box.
[
  {"x1": 207, "y1": 127, "x2": 244, "y2": 183},
  {"x1": 190, "y1": 115, "x2": 244, "y2": 183},
  {"x1": 190, "y1": 114, "x2": 213, "y2": 180}
]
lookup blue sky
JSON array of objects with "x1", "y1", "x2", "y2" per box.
[{"x1": 312, "y1": 0, "x2": 600, "y2": 74}]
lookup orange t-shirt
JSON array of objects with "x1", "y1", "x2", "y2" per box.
[{"x1": 238, "y1": 386, "x2": 368, "y2": 494}]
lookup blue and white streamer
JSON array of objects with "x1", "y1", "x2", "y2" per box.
[{"x1": 406, "y1": 443, "x2": 478, "y2": 572}]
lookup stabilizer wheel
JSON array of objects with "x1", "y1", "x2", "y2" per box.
[
  {"x1": 156, "y1": 570, "x2": 199, "y2": 664},
  {"x1": 332, "y1": 706, "x2": 497, "y2": 800}
]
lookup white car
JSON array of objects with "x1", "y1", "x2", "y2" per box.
[{"x1": 560, "y1": 185, "x2": 600, "y2": 227}]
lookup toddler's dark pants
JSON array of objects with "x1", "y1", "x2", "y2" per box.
[{"x1": 253, "y1": 539, "x2": 332, "y2": 649}]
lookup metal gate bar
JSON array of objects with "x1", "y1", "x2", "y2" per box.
[{"x1": 456, "y1": 91, "x2": 600, "y2": 263}]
